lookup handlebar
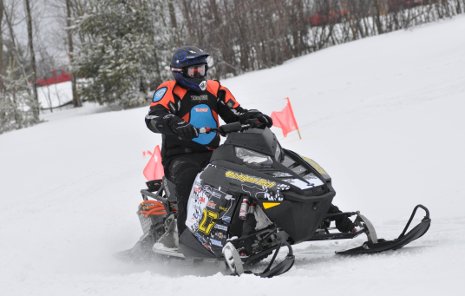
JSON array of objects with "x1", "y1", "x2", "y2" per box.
[{"x1": 196, "y1": 127, "x2": 217, "y2": 134}]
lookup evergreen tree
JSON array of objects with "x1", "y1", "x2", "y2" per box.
[{"x1": 74, "y1": 0, "x2": 157, "y2": 107}]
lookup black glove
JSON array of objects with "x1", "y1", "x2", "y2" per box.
[
  {"x1": 256, "y1": 113, "x2": 273, "y2": 128},
  {"x1": 218, "y1": 122, "x2": 242, "y2": 137},
  {"x1": 167, "y1": 115, "x2": 198, "y2": 140},
  {"x1": 217, "y1": 126, "x2": 227, "y2": 137},
  {"x1": 240, "y1": 110, "x2": 273, "y2": 128}
]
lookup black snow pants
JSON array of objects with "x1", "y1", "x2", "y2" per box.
[{"x1": 165, "y1": 151, "x2": 212, "y2": 236}]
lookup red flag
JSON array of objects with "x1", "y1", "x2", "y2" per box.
[
  {"x1": 143, "y1": 145, "x2": 164, "y2": 181},
  {"x1": 271, "y1": 97, "x2": 300, "y2": 138}
]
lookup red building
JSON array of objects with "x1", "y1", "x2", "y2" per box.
[
  {"x1": 36, "y1": 69, "x2": 72, "y2": 87},
  {"x1": 309, "y1": 0, "x2": 350, "y2": 27},
  {"x1": 308, "y1": 0, "x2": 441, "y2": 27}
]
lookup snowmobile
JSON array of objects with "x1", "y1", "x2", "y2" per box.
[{"x1": 125, "y1": 121, "x2": 431, "y2": 278}]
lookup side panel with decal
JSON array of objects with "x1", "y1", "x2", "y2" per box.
[{"x1": 186, "y1": 172, "x2": 236, "y2": 255}]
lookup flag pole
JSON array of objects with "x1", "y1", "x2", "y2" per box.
[{"x1": 286, "y1": 97, "x2": 302, "y2": 140}]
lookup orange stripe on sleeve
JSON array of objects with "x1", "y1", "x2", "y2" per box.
[
  {"x1": 220, "y1": 85, "x2": 240, "y2": 108},
  {"x1": 150, "y1": 81, "x2": 177, "y2": 109}
]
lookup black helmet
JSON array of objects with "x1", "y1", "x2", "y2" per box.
[{"x1": 170, "y1": 46, "x2": 209, "y2": 92}]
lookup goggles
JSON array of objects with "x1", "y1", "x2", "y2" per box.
[{"x1": 185, "y1": 64, "x2": 207, "y2": 78}]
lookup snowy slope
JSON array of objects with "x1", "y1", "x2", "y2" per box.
[{"x1": 1, "y1": 16, "x2": 465, "y2": 296}]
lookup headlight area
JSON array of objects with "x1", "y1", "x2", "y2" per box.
[
  {"x1": 235, "y1": 147, "x2": 273, "y2": 167},
  {"x1": 300, "y1": 155, "x2": 330, "y2": 180}
]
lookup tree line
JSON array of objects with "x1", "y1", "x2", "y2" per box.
[{"x1": 1, "y1": 0, "x2": 464, "y2": 134}]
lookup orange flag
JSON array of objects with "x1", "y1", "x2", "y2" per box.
[
  {"x1": 143, "y1": 145, "x2": 164, "y2": 181},
  {"x1": 271, "y1": 97, "x2": 301, "y2": 138}
]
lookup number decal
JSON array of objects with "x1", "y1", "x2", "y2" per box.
[{"x1": 198, "y1": 209, "x2": 219, "y2": 235}]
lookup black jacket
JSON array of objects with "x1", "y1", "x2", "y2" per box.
[{"x1": 145, "y1": 80, "x2": 248, "y2": 164}]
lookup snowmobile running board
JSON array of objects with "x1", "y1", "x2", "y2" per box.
[
  {"x1": 337, "y1": 204, "x2": 431, "y2": 255},
  {"x1": 152, "y1": 248, "x2": 186, "y2": 258}
]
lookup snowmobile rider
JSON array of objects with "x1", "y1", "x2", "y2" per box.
[{"x1": 145, "y1": 46, "x2": 273, "y2": 239}]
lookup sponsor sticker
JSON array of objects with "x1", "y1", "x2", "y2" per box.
[
  {"x1": 191, "y1": 95, "x2": 208, "y2": 101},
  {"x1": 195, "y1": 107, "x2": 209, "y2": 112},
  {"x1": 241, "y1": 184, "x2": 283, "y2": 202},
  {"x1": 210, "y1": 238, "x2": 223, "y2": 247},
  {"x1": 225, "y1": 171, "x2": 276, "y2": 188},
  {"x1": 214, "y1": 224, "x2": 228, "y2": 231}
]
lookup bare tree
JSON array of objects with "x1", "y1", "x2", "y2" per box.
[
  {"x1": 2, "y1": 2, "x2": 25, "y2": 131},
  {"x1": 456, "y1": 0, "x2": 464, "y2": 14},
  {"x1": 66, "y1": 0, "x2": 81, "y2": 107},
  {"x1": 167, "y1": 0, "x2": 177, "y2": 30},
  {"x1": 0, "y1": 0, "x2": 4, "y2": 91},
  {"x1": 24, "y1": 0, "x2": 39, "y2": 122}
]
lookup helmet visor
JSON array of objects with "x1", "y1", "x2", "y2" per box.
[{"x1": 185, "y1": 64, "x2": 207, "y2": 78}]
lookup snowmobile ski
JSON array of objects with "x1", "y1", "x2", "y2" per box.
[
  {"x1": 337, "y1": 205, "x2": 431, "y2": 255},
  {"x1": 254, "y1": 242, "x2": 295, "y2": 278},
  {"x1": 222, "y1": 238, "x2": 295, "y2": 278}
]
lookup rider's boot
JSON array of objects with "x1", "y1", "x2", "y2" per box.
[{"x1": 153, "y1": 214, "x2": 179, "y2": 251}]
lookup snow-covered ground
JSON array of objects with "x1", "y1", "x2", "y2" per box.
[{"x1": 1, "y1": 16, "x2": 465, "y2": 296}]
